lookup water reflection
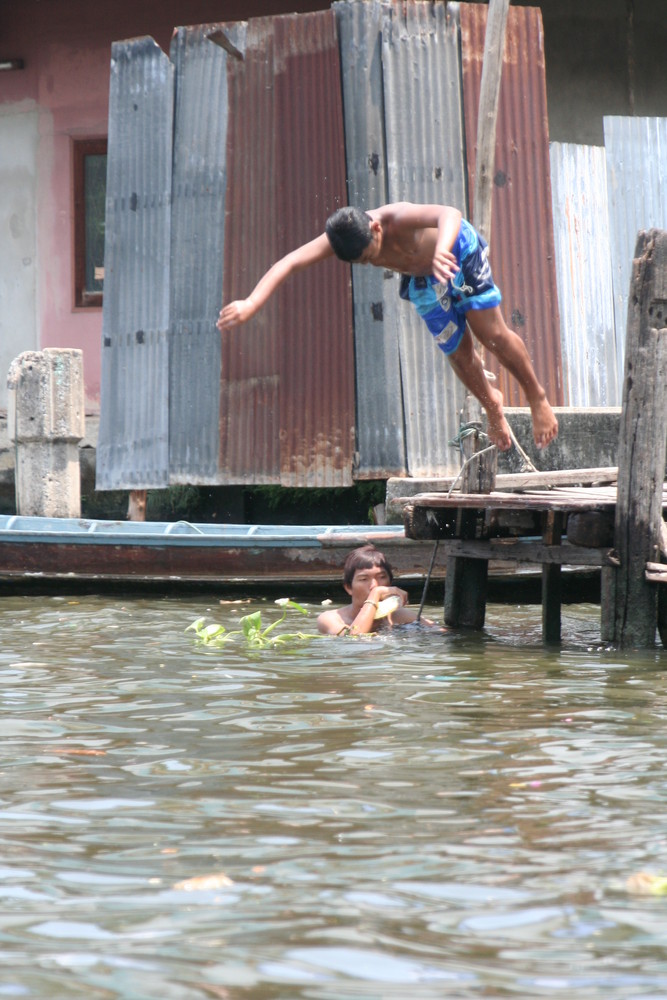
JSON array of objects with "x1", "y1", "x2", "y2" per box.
[{"x1": 0, "y1": 592, "x2": 665, "y2": 998}]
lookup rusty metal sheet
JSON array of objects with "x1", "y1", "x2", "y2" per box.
[
  {"x1": 333, "y1": 0, "x2": 406, "y2": 479},
  {"x1": 272, "y1": 10, "x2": 354, "y2": 487},
  {"x1": 460, "y1": 2, "x2": 564, "y2": 416},
  {"x1": 549, "y1": 141, "x2": 619, "y2": 406},
  {"x1": 97, "y1": 37, "x2": 174, "y2": 490},
  {"x1": 168, "y1": 24, "x2": 230, "y2": 484},
  {"x1": 380, "y1": 0, "x2": 468, "y2": 478},
  {"x1": 219, "y1": 16, "x2": 282, "y2": 484},
  {"x1": 219, "y1": 10, "x2": 354, "y2": 488}
]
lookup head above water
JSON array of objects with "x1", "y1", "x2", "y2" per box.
[
  {"x1": 325, "y1": 207, "x2": 373, "y2": 262},
  {"x1": 342, "y1": 545, "x2": 394, "y2": 589}
]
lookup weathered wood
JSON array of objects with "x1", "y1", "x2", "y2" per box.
[
  {"x1": 389, "y1": 468, "x2": 619, "y2": 507},
  {"x1": 128, "y1": 489, "x2": 147, "y2": 522},
  {"x1": 472, "y1": 0, "x2": 510, "y2": 244},
  {"x1": 408, "y1": 488, "x2": 621, "y2": 512},
  {"x1": 567, "y1": 510, "x2": 615, "y2": 548},
  {"x1": 442, "y1": 538, "x2": 611, "y2": 566},
  {"x1": 444, "y1": 508, "x2": 488, "y2": 628},
  {"x1": 542, "y1": 511, "x2": 564, "y2": 643},
  {"x1": 445, "y1": 396, "x2": 494, "y2": 628},
  {"x1": 602, "y1": 230, "x2": 667, "y2": 646},
  {"x1": 403, "y1": 504, "x2": 458, "y2": 541}
]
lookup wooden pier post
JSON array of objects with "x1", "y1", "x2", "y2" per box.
[
  {"x1": 444, "y1": 397, "x2": 496, "y2": 628},
  {"x1": 601, "y1": 229, "x2": 667, "y2": 646}
]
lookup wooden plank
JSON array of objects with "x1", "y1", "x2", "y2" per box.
[
  {"x1": 442, "y1": 538, "x2": 611, "y2": 566},
  {"x1": 603, "y1": 229, "x2": 667, "y2": 646},
  {"x1": 389, "y1": 467, "x2": 619, "y2": 505},
  {"x1": 408, "y1": 490, "x2": 619, "y2": 512}
]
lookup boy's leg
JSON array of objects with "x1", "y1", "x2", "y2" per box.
[
  {"x1": 465, "y1": 306, "x2": 558, "y2": 449},
  {"x1": 446, "y1": 327, "x2": 513, "y2": 451}
]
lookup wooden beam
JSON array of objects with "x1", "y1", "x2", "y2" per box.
[
  {"x1": 390, "y1": 469, "x2": 622, "y2": 506},
  {"x1": 442, "y1": 538, "x2": 611, "y2": 567}
]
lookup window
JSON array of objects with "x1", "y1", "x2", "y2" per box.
[{"x1": 73, "y1": 138, "x2": 107, "y2": 308}]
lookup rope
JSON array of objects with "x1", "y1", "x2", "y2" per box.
[{"x1": 416, "y1": 538, "x2": 440, "y2": 623}]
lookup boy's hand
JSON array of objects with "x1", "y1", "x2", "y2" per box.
[
  {"x1": 216, "y1": 299, "x2": 256, "y2": 331},
  {"x1": 369, "y1": 581, "x2": 409, "y2": 606},
  {"x1": 432, "y1": 248, "x2": 459, "y2": 285}
]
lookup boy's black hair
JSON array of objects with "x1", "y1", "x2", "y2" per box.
[
  {"x1": 325, "y1": 206, "x2": 373, "y2": 262},
  {"x1": 342, "y1": 545, "x2": 394, "y2": 588}
]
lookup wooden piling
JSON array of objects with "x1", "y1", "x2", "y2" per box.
[
  {"x1": 601, "y1": 229, "x2": 667, "y2": 647},
  {"x1": 444, "y1": 397, "x2": 496, "y2": 628}
]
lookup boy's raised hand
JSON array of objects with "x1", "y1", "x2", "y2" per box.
[{"x1": 217, "y1": 298, "x2": 256, "y2": 331}]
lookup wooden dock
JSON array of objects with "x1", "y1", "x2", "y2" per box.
[
  {"x1": 393, "y1": 479, "x2": 667, "y2": 645},
  {"x1": 393, "y1": 227, "x2": 667, "y2": 648}
]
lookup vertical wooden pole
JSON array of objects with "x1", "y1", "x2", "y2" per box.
[
  {"x1": 472, "y1": 0, "x2": 510, "y2": 244},
  {"x1": 601, "y1": 229, "x2": 667, "y2": 646},
  {"x1": 542, "y1": 510, "x2": 563, "y2": 643},
  {"x1": 444, "y1": 397, "x2": 496, "y2": 629},
  {"x1": 128, "y1": 489, "x2": 147, "y2": 522}
]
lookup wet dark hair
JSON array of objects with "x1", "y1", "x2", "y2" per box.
[
  {"x1": 342, "y1": 545, "x2": 394, "y2": 588},
  {"x1": 325, "y1": 207, "x2": 373, "y2": 262}
]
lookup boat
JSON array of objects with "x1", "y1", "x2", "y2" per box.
[{"x1": 0, "y1": 514, "x2": 444, "y2": 587}]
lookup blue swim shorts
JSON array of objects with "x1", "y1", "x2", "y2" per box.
[{"x1": 398, "y1": 220, "x2": 502, "y2": 355}]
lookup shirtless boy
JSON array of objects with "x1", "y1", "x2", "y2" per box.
[
  {"x1": 317, "y1": 545, "x2": 419, "y2": 636},
  {"x1": 217, "y1": 202, "x2": 558, "y2": 451}
]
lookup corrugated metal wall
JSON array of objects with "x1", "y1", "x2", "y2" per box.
[
  {"x1": 334, "y1": 0, "x2": 406, "y2": 480},
  {"x1": 219, "y1": 17, "x2": 281, "y2": 484},
  {"x1": 381, "y1": 0, "x2": 468, "y2": 478},
  {"x1": 603, "y1": 116, "x2": 667, "y2": 380},
  {"x1": 219, "y1": 10, "x2": 354, "y2": 488},
  {"x1": 99, "y1": 3, "x2": 569, "y2": 491},
  {"x1": 97, "y1": 38, "x2": 174, "y2": 490},
  {"x1": 460, "y1": 3, "x2": 564, "y2": 410},
  {"x1": 169, "y1": 23, "x2": 229, "y2": 484},
  {"x1": 272, "y1": 11, "x2": 354, "y2": 487},
  {"x1": 549, "y1": 142, "x2": 619, "y2": 406}
]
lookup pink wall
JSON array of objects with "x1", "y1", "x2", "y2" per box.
[{"x1": 0, "y1": 0, "x2": 327, "y2": 409}]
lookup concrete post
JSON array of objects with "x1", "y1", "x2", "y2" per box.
[{"x1": 7, "y1": 349, "x2": 85, "y2": 518}]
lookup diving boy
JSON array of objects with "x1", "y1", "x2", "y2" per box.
[{"x1": 217, "y1": 202, "x2": 558, "y2": 451}]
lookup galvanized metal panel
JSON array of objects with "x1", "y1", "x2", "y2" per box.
[
  {"x1": 273, "y1": 10, "x2": 354, "y2": 487},
  {"x1": 603, "y1": 116, "x2": 667, "y2": 378},
  {"x1": 97, "y1": 37, "x2": 174, "y2": 490},
  {"x1": 381, "y1": 0, "x2": 468, "y2": 477},
  {"x1": 219, "y1": 17, "x2": 282, "y2": 484},
  {"x1": 168, "y1": 24, "x2": 230, "y2": 484},
  {"x1": 460, "y1": 3, "x2": 564, "y2": 416},
  {"x1": 334, "y1": 0, "x2": 406, "y2": 479},
  {"x1": 549, "y1": 142, "x2": 619, "y2": 406}
]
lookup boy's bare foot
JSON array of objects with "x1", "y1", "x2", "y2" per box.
[
  {"x1": 530, "y1": 396, "x2": 559, "y2": 450},
  {"x1": 485, "y1": 387, "x2": 512, "y2": 451}
]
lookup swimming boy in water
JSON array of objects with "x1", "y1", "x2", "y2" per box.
[
  {"x1": 317, "y1": 545, "x2": 419, "y2": 636},
  {"x1": 217, "y1": 202, "x2": 558, "y2": 452}
]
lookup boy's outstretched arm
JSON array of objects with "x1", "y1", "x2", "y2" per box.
[{"x1": 217, "y1": 233, "x2": 333, "y2": 331}]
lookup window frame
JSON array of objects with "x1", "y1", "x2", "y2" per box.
[{"x1": 72, "y1": 136, "x2": 107, "y2": 309}]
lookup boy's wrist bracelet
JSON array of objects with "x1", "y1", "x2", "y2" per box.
[{"x1": 363, "y1": 600, "x2": 379, "y2": 609}]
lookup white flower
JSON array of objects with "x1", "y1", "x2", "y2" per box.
[
  {"x1": 275, "y1": 597, "x2": 290, "y2": 606},
  {"x1": 321, "y1": 599, "x2": 332, "y2": 606}
]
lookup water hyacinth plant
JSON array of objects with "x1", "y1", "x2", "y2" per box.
[{"x1": 186, "y1": 598, "x2": 319, "y2": 649}]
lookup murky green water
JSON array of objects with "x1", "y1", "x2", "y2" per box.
[{"x1": 0, "y1": 591, "x2": 666, "y2": 999}]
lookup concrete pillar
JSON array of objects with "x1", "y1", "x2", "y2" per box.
[{"x1": 7, "y1": 349, "x2": 85, "y2": 518}]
